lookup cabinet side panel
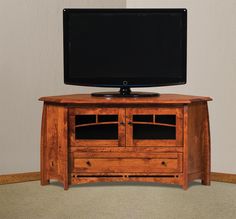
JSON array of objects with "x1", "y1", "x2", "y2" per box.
[
  {"x1": 45, "y1": 105, "x2": 59, "y2": 179},
  {"x1": 202, "y1": 103, "x2": 211, "y2": 185},
  {"x1": 182, "y1": 106, "x2": 189, "y2": 189},
  {"x1": 187, "y1": 102, "x2": 205, "y2": 175},
  {"x1": 40, "y1": 103, "x2": 49, "y2": 185},
  {"x1": 57, "y1": 107, "x2": 68, "y2": 189},
  {"x1": 42, "y1": 104, "x2": 68, "y2": 188}
]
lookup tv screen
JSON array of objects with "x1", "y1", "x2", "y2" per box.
[{"x1": 63, "y1": 9, "x2": 187, "y2": 89}]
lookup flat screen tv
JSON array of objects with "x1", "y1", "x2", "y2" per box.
[{"x1": 63, "y1": 8, "x2": 187, "y2": 97}]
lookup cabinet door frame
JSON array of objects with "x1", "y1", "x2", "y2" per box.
[
  {"x1": 69, "y1": 107, "x2": 125, "y2": 147},
  {"x1": 126, "y1": 107, "x2": 183, "y2": 147}
]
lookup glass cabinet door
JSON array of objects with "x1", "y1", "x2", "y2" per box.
[
  {"x1": 69, "y1": 108, "x2": 125, "y2": 147},
  {"x1": 126, "y1": 108, "x2": 183, "y2": 146}
]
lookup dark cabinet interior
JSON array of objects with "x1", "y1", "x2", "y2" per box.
[
  {"x1": 132, "y1": 114, "x2": 176, "y2": 140},
  {"x1": 73, "y1": 112, "x2": 177, "y2": 141},
  {"x1": 75, "y1": 114, "x2": 118, "y2": 140}
]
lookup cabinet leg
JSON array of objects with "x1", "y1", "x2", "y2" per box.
[
  {"x1": 64, "y1": 183, "x2": 69, "y2": 190},
  {"x1": 41, "y1": 179, "x2": 50, "y2": 186},
  {"x1": 202, "y1": 174, "x2": 210, "y2": 186},
  {"x1": 181, "y1": 182, "x2": 189, "y2": 190}
]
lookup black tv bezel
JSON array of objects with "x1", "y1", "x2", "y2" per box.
[{"x1": 63, "y1": 8, "x2": 187, "y2": 88}]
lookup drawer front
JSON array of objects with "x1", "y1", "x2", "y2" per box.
[{"x1": 71, "y1": 153, "x2": 182, "y2": 173}]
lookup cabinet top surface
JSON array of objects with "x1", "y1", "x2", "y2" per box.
[{"x1": 39, "y1": 93, "x2": 212, "y2": 105}]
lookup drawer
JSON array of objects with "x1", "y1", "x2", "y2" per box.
[{"x1": 70, "y1": 153, "x2": 182, "y2": 173}]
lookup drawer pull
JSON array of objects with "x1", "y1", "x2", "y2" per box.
[
  {"x1": 161, "y1": 161, "x2": 167, "y2": 166},
  {"x1": 86, "y1": 161, "x2": 91, "y2": 166}
]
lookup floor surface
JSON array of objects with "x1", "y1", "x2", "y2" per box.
[{"x1": 0, "y1": 181, "x2": 236, "y2": 219}]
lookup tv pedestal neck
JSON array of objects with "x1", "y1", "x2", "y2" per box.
[
  {"x1": 91, "y1": 87, "x2": 160, "y2": 97},
  {"x1": 39, "y1": 93, "x2": 212, "y2": 190}
]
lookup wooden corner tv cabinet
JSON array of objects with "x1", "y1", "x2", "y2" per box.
[{"x1": 39, "y1": 94, "x2": 212, "y2": 190}]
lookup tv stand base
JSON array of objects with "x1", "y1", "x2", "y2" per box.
[
  {"x1": 39, "y1": 93, "x2": 212, "y2": 190},
  {"x1": 91, "y1": 87, "x2": 160, "y2": 97}
]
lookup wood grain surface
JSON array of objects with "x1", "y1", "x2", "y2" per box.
[{"x1": 39, "y1": 93, "x2": 212, "y2": 104}]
